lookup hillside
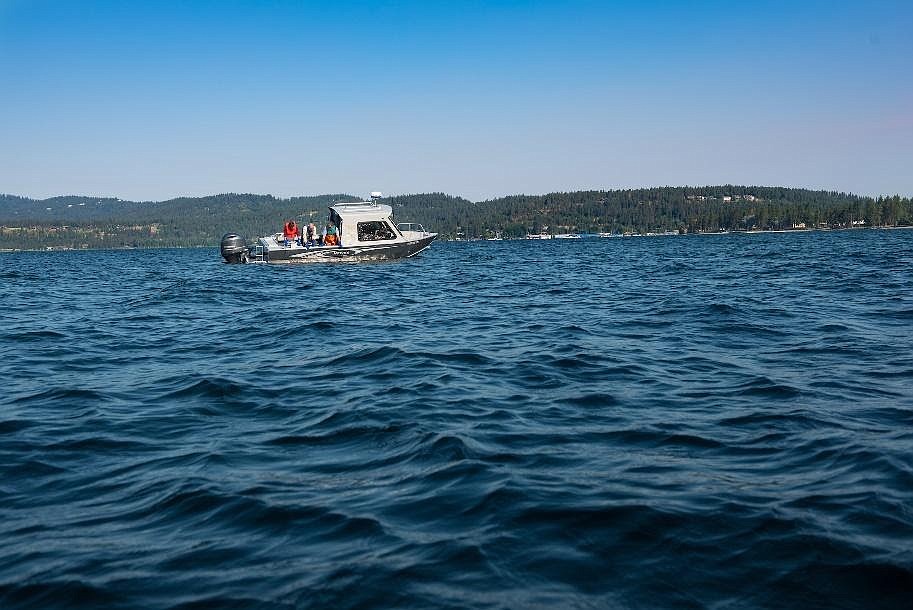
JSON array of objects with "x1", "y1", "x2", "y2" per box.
[{"x1": 1, "y1": 187, "x2": 910, "y2": 249}]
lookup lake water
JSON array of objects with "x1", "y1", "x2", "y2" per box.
[{"x1": 2, "y1": 231, "x2": 912, "y2": 609}]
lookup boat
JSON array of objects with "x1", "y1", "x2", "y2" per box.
[
  {"x1": 220, "y1": 192, "x2": 437, "y2": 264},
  {"x1": 553, "y1": 233, "x2": 581, "y2": 239},
  {"x1": 525, "y1": 233, "x2": 553, "y2": 239}
]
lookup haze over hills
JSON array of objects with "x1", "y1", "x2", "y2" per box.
[{"x1": 0, "y1": 186, "x2": 910, "y2": 250}]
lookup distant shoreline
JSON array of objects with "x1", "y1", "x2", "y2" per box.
[{"x1": 2, "y1": 225, "x2": 911, "y2": 254}]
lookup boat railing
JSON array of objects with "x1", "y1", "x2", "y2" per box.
[
  {"x1": 397, "y1": 222, "x2": 428, "y2": 235},
  {"x1": 333, "y1": 200, "x2": 378, "y2": 208}
]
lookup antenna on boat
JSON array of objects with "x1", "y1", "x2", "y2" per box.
[{"x1": 370, "y1": 191, "x2": 383, "y2": 205}]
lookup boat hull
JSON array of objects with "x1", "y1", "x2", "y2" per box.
[{"x1": 247, "y1": 234, "x2": 437, "y2": 264}]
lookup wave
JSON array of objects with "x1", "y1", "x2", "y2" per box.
[
  {"x1": 4, "y1": 330, "x2": 69, "y2": 342},
  {"x1": 10, "y1": 387, "x2": 112, "y2": 405},
  {"x1": 0, "y1": 580, "x2": 125, "y2": 610}
]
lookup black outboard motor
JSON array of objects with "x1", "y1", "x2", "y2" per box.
[{"x1": 220, "y1": 233, "x2": 248, "y2": 264}]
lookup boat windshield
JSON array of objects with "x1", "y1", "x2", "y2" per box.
[{"x1": 397, "y1": 222, "x2": 427, "y2": 234}]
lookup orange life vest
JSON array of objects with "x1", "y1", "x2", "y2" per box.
[
  {"x1": 283, "y1": 222, "x2": 298, "y2": 239},
  {"x1": 324, "y1": 233, "x2": 338, "y2": 246}
]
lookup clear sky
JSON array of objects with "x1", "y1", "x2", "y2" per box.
[{"x1": 1, "y1": 0, "x2": 911, "y2": 201}]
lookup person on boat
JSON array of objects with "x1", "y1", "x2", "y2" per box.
[
  {"x1": 282, "y1": 220, "x2": 299, "y2": 246},
  {"x1": 305, "y1": 222, "x2": 317, "y2": 246},
  {"x1": 323, "y1": 223, "x2": 339, "y2": 246}
]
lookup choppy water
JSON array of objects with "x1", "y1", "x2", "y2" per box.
[{"x1": 2, "y1": 230, "x2": 912, "y2": 609}]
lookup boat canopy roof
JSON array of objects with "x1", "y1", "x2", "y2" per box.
[{"x1": 329, "y1": 201, "x2": 393, "y2": 219}]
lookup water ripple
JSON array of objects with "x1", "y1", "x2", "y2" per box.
[{"x1": 1, "y1": 231, "x2": 912, "y2": 608}]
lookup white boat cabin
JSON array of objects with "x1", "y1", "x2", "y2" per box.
[{"x1": 330, "y1": 201, "x2": 402, "y2": 246}]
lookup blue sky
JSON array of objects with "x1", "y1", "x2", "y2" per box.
[{"x1": 1, "y1": 0, "x2": 911, "y2": 201}]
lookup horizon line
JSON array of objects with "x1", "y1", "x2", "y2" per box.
[{"x1": 3, "y1": 183, "x2": 911, "y2": 205}]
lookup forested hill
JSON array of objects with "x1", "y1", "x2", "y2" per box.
[
  {"x1": 0, "y1": 193, "x2": 359, "y2": 249},
  {"x1": 388, "y1": 187, "x2": 910, "y2": 239},
  {"x1": 1, "y1": 186, "x2": 910, "y2": 249}
]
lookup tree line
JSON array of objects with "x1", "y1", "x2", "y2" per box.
[
  {"x1": 385, "y1": 187, "x2": 911, "y2": 239},
  {"x1": 0, "y1": 186, "x2": 910, "y2": 249}
]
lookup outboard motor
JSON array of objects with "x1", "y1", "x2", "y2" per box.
[{"x1": 220, "y1": 233, "x2": 248, "y2": 264}]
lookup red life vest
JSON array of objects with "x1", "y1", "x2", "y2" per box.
[{"x1": 283, "y1": 222, "x2": 298, "y2": 239}]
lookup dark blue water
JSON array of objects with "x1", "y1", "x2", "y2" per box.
[{"x1": 2, "y1": 230, "x2": 912, "y2": 609}]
